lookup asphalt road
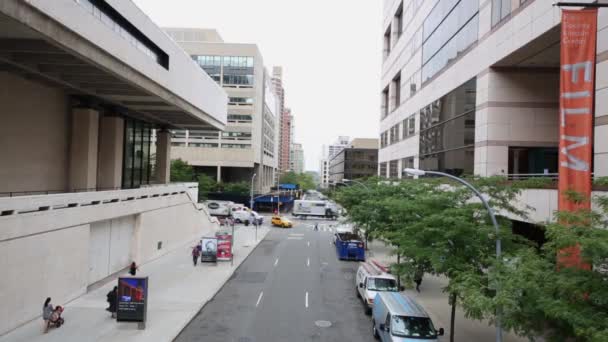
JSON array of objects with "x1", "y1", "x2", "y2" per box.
[{"x1": 175, "y1": 219, "x2": 372, "y2": 342}]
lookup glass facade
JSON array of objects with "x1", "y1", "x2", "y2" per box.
[
  {"x1": 122, "y1": 119, "x2": 153, "y2": 189},
  {"x1": 492, "y1": 0, "x2": 512, "y2": 27},
  {"x1": 192, "y1": 55, "x2": 255, "y2": 86},
  {"x1": 379, "y1": 162, "x2": 388, "y2": 178},
  {"x1": 422, "y1": 0, "x2": 479, "y2": 82},
  {"x1": 419, "y1": 78, "x2": 476, "y2": 176}
]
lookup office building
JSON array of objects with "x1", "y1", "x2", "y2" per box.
[
  {"x1": 0, "y1": 0, "x2": 226, "y2": 335},
  {"x1": 379, "y1": 0, "x2": 607, "y2": 179},
  {"x1": 290, "y1": 143, "x2": 305, "y2": 174},
  {"x1": 164, "y1": 28, "x2": 279, "y2": 193},
  {"x1": 328, "y1": 136, "x2": 351, "y2": 160},
  {"x1": 273, "y1": 67, "x2": 293, "y2": 173},
  {"x1": 329, "y1": 138, "x2": 379, "y2": 183}
]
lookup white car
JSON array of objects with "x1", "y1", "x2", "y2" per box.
[
  {"x1": 356, "y1": 261, "x2": 400, "y2": 314},
  {"x1": 231, "y1": 209, "x2": 263, "y2": 226}
]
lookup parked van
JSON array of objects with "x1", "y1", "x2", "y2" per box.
[
  {"x1": 231, "y1": 208, "x2": 263, "y2": 225},
  {"x1": 356, "y1": 261, "x2": 400, "y2": 314},
  {"x1": 372, "y1": 292, "x2": 444, "y2": 341}
]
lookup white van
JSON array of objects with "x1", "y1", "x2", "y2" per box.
[
  {"x1": 356, "y1": 261, "x2": 401, "y2": 314},
  {"x1": 231, "y1": 209, "x2": 263, "y2": 226},
  {"x1": 372, "y1": 292, "x2": 444, "y2": 341}
]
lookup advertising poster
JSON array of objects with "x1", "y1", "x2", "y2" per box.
[
  {"x1": 216, "y1": 233, "x2": 233, "y2": 261},
  {"x1": 201, "y1": 237, "x2": 218, "y2": 263},
  {"x1": 116, "y1": 277, "x2": 148, "y2": 323}
]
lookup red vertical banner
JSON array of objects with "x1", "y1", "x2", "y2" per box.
[{"x1": 558, "y1": 9, "x2": 597, "y2": 268}]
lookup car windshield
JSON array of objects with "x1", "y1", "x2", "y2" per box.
[
  {"x1": 391, "y1": 316, "x2": 437, "y2": 339},
  {"x1": 367, "y1": 278, "x2": 398, "y2": 291}
]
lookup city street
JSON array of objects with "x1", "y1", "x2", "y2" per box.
[{"x1": 175, "y1": 219, "x2": 371, "y2": 342}]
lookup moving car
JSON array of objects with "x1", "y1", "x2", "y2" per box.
[
  {"x1": 372, "y1": 292, "x2": 444, "y2": 341},
  {"x1": 335, "y1": 232, "x2": 365, "y2": 261},
  {"x1": 356, "y1": 261, "x2": 399, "y2": 314},
  {"x1": 271, "y1": 216, "x2": 293, "y2": 228},
  {"x1": 231, "y1": 208, "x2": 263, "y2": 226}
]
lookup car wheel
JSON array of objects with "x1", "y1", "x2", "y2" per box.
[
  {"x1": 365, "y1": 306, "x2": 372, "y2": 315},
  {"x1": 235, "y1": 219, "x2": 241, "y2": 224},
  {"x1": 356, "y1": 288, "x2": 361, "y2": 298},
  {"x1": 372, "y1": 320, "x2": 379, "y2": 339}
]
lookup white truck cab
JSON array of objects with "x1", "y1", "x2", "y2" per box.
[{"x1": 356, "y1": 260, "x2": 400, "y2": 314}]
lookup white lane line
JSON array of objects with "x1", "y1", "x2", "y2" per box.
[
  {"x1": 289, "y1": 233, "x2": 305, "y2": 237},
  {"x1": 288, "y1": 237, "x2": 303, "y2": 240},
  {"x1": 274, "y1": 258, "x2": 279, "y2": 267},
  {"x1": 307, "y1": 241, "x2": 310, "y2": 247},
  {"x1": 305, "y1": 292, "x2": 309, "y2": 308},
  {"x1": 307, "y1": 258, "x2": 310, "y2": 267},
  {"x1": 256, "y1": 291, "x2": 264, "y2": 307}
]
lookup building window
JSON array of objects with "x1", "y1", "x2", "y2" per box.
[
  {"x1": 223, "y1": 56, "x2": 254, "y2": 86},
  {"x1": 384, "y1": 25, "x2": 392, "y2": 58},
  {"x1": 221, "y1": 144, "x2": 252, "y2": 149},
  {"x1": 77, "y1": 0, "x2": 169, "y2": 69},
  {"x1": 419, "y1": 78, "x2": 477, "y2": 176},
  {"x1": 508, "y1": 147, "x2": 558, "y2": 176},
  {"x1": 390, "y1": 124, "x2": 400, "y2": 144},
  {"x1": 408, "y1": 115, "x2": 415, "y2": 136},
  {"x1": 381, "y1": 87, "x2": 390, "y2": 119},
  {"x1": 389, "y1": 160, "x2": 399, "y2": 179},
  {"x1": 221, "y1": 132, "x2": 252, "y2": 141},
  {"x1": 379, "y1": 162, "x2": 388, "y2": 178},
  {"x1": 392, "y1": 72, "x2": 401, "y2": 111},
  {"x1": 228, "y1": 97, "x2": 254, "y2": 105},
  {"x1": 492, "y1": 0, "x2": 512, "y2": 27},
  {"x1": 395, "y1": 3, "x2": 404, "y2": 39},
  {"x1": 227, "y1": 114, "x2": 253, "y2": 122},
  {"x1": 122, "y1": 119, "x2": 153, "y2": 189},
  {"x1": 402, "y1": 157, "x2": 415, "y2": 177},
  {"x1": 192, "y1": 55, "x2": 221, "y2": 83},
  {"x1": 422, "y1": 0, "x2": 479, "y2": 83}
]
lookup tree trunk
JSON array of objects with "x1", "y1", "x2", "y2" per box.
[
  {"x1": 396, "y1": 253, "x2": 401, "y2": 289},
  {"x1": 450, "y1": 293, "x2": 457, "y2": 342}
]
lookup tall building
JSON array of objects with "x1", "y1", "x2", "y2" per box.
[
  {"x1": 329, "y1": 138, "x2": 379, "y2": 183},
  {"x1": 328, "y1": 136, "x2": 351, "y2": 160},
  {"x1": 165, "y1": 28, "x2": 279, "y2": 193},
  {"x1": 290, "y1": 143, "x2": 305, "y2": 174},
  {"x1": 379, "y1": 0, "x2": 607, "y2": 180},
  {"x1": 273, "y1": 67, "x2": 292, "y2": 173},
  {"x1": 319, "y1": 158, "x2": 330, "y2": 188},
  {"x1": 0, "y1": 0, "x2": 226, "y2": 335}
]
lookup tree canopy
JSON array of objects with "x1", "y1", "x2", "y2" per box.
[
  {"x1": 280, "y1": 171, "x2": 316, "y2": 191},
  {"x1": 333, "y1": 177, "x2": 608, "y2": 341}
]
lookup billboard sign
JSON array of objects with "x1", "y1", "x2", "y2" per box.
[
  {"x1": 201, "y1": 237, "x2": 218, "y2": 263},
  {"x1": 216, "y1": 233, "x2": 233, "y2": 261},
  {"x1": 116, "y1": 277, "x2": 148, "y2": 323}
]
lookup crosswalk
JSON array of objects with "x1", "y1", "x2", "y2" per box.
[{"x1": 307, "y1": 225, "x2": 337, "y2": 233}]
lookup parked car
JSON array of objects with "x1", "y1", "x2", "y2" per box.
[
  {"x1": 372, "y1": 292, "x2": 444, "y2": 341},
  {"x1": 356, "y1": 261, "x2": 400, "y2": 314},
  {"x1": 271, "y1": 216, "x2": 293, "y2": 228}
]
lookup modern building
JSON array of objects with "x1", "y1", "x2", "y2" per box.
[
  {"x1": 290, "y1": 143, "x2": 305, "y2": 174},
  {"x1": 379, "y1": 0, "x2": 607, "y2": 180},
  {"x1": 164, "y1": 28, "x2": 279, "y2": 193},
  {"x1": 319, "y1": 146, "x2": 330, "y2": 189},
  {"x1": 329, "y1": 138, "x2": 379, "y2": 183},
  {"x1": 328, "y1": 136, "x2": 351, "y2": 160},
  {"x1": 0, "y1": 0, "x2": 226, "y2": 335}
]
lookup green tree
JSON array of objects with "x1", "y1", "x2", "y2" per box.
[
  {"x1": 197, "y1": 173, "x2": 218, "y2": 200},
  {"x1": 219, "y1": 181, "x2": 250, "y2": 195},
  {"x1": 279, "y1": 171, "x2": 317, "y2": 191},
  {"x1": 170, "y1": 159, "x2": 195, "y2": 182}
]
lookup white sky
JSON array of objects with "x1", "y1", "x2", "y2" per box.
[{"x1": 133, "y1": 0, "x2": 382, "y2": 172}]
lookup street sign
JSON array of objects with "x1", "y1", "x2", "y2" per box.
[
  {"x1": 201, "y1": 237, "x2": 218, "y2": 263},
  {"x1": 116, "y1": 277, "x2": 148, "y2": 327}
]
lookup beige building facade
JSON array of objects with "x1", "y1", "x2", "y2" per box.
[
  {"x1": 164, "y1": 28, "x2": 279, "y2": 193},
  {"x1": 379, "y1": 0, "x2": 607, "y2": 180},
  {"x1": 0, "y1": 0, "x2": 225, "y2": 335}
]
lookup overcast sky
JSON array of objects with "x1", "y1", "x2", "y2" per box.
[{"x1": 133, "y1": 0, "x2": 382, "y2": 172}]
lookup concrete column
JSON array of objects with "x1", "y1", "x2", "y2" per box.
[
  {"x1": 97, "y1": 116, "x2": 124, "y2": 190},
  {"x1": 155, "y1": 130, "x2": 171, "y2": 184},
  {"x1": 217, "y1": 166, "x2": 222, "y2": 183},
  {"x1": 69, "y1": 108, "x2": 99, "y2": 191}
]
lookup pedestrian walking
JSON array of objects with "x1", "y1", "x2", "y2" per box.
[
  {"x1": 42, "y1": 297, "x2": 53, "y2": 333},
  {"x1": 414, "y1": 268, "x2": 424, "y2": 292},
  {"x1": 192, "y1": 245, "x2": 201, "y2": 266},
  {"x1": 106, "y1": 286, "x2": 117, "y2": 318},
  {"x1": 314, "y1": 223, "x2": 319, "y2": 231},
  {"x1": 129, "y1": 261, "x2": 138, "y2": 276}
]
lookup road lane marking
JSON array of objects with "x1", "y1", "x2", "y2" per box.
[
  {"x1": 307, "y1": 258, "x2": 310, "y2": 267},
  {"x1": 307, "y1": 241, "x2": 310, "y2": 247},
  {"x1": 305, "y1": 292, "x2": 309, "y2": 308},
  {"x1": 288, "y1": 237, "x2": 303, "y2": 240},
  {"x1": 289, "y1": 233, "x2": 305, "y2": 236},
  {"x1": 256, "y1": 291, "x2": 264, "y2": 307},
  {"x1": 274, "y1": 258, "x2": 279, "y2": 267}
]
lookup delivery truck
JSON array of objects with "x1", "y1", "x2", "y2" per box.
[{"x1": 292, "y1": 200, "x2": 338, "y2": 219}]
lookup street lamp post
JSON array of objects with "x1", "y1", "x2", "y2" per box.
[
  {"x1": 250, "y1": 173, "x2": 257, "y2": 242},
  {"x1": 404, "y1": 168, "x2": 502, "y2": 342},
  {"x1": 342, "y1": 178, "x2": 371, "y2": 191}
]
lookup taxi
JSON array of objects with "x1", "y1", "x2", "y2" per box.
[{"x1": 271, "y1": 216, "x2": 293, "y2": 228}]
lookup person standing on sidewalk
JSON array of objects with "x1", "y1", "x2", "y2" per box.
[
  {"x1": 414, "y1": 268, "x2": 424, "y2": 292},
  {"x1": 192, "y1": 244, "x2": 201, "y2": 266},
  {"x1": 42, "y1": 297, "x2": 53, "y2": 333},
  {"x1": 106, "y1": 286, "x2": 117, "y2": 318}
]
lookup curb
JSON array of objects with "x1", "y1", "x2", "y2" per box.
[{"x1": 171, "y1": 227, "x2": 271, "y2": 341}]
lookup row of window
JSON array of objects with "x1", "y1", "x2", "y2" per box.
[
  {"x1": 193, "y1": 55, "x2": 254, "y2": 68},
  {"x1": 384, "y1": 0, "x2": 425, "y2": 58},
  {"x1": 78, "y1": 0, "x2": 168, "y2": 68},
  {"x1": 171, "y1": 142, "x2": 252, "y2": 149},
  {"x1": 380, "y1": 114, "x2": 416, "y2": 149},
  {"x1": 192, "y1": 55, "x2": 255, "y2": 86},
  {"x1": 228, "y1": 97, "x2": 254, "y2": 105},
  {"x1": 378, "y1": 157, "x2": 414, "y2": 179},
  {"x1": 228, "y1": 114, "x2": 253, "y2": 123}
]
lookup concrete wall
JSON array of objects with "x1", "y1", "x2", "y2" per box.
[
  {"x1": 0, "y1": 72, "x2": 69, "y2": 194},
  {"x1": 0, "y1": 183, "x2": 215, "y2": 336}
]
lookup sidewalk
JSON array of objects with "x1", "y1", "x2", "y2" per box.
[
  {"x1": 366, "y1": 240, "x2": 528, "y2": 342},
  {"x1": 1, "y1": 224, "x2": 270, "y2": 342}
]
